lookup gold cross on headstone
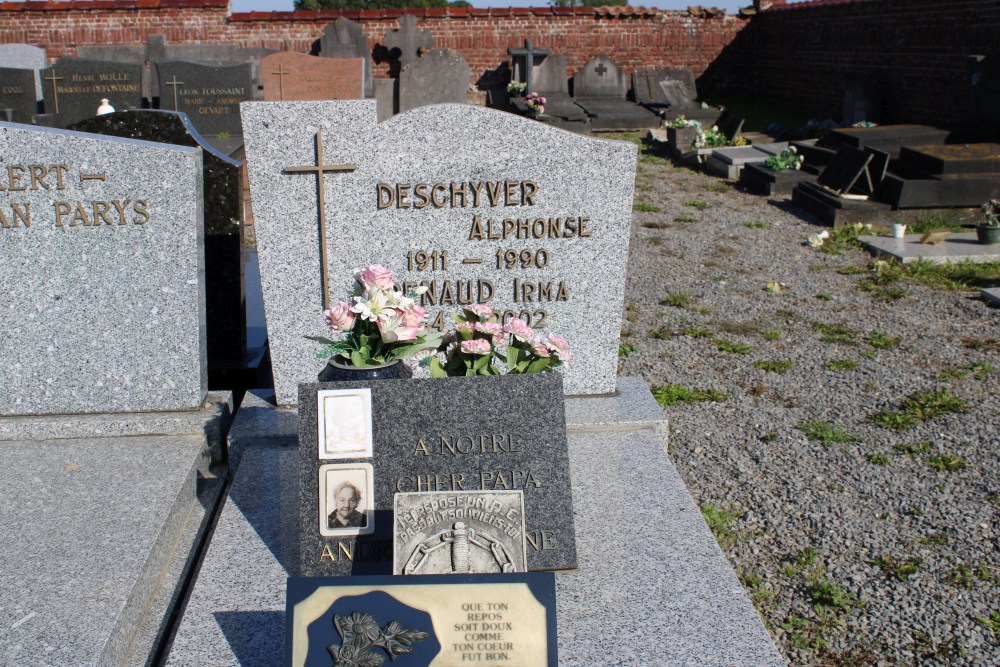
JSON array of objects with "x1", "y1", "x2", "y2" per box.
[
  {"x1": 271, "y1": 67, "x2": 292, "y2": 101},
  {"x1": 44, "y1": 69, "x2": 63, "y2": 115},
  {"x1": 283, "y1": 132, "x2": 357, "y2": 310},
  {"x1": 165, "y1": 75, "x2": 184, "y2": 111}
]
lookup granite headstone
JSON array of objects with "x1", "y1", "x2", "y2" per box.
[
  {"x1": 240, "y1": 100, "x2": 635, "y2": 401},
  {"x1": 0, "y1": 68, "x2": 39, "y2": 123},
  {"x1": 384, "y1": 14, "x2": 433, "y2": 70},
  {"x1": 296, "y1": 373, "x2": 576, "y2": 576},
  {"x1": 0, "y1": 44, "x2": 47, "y2": 101},
  {"x1": 397, "y1": 49, "x2": 470, "y2": 113},
  {"x1": 40, "y1": 58, "x2": 143, "y2": 127},
  {"x1": 319, "y1": 18, "x2": 373, "y2": 97},
  {"x1": 573, "y1": 56, "x2": 627, "y2": 98},
  {"x1": 0, "y1": 121, "x2": 206, "y2": 415},
  {"x1": 262, "y1": 52, "x2": 363, "y2": 102},
  {"x1": 156, "y1": 61, "x2": 253, "y2": 137}
]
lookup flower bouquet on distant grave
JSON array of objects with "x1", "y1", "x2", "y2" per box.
[
  {"x1": 507, "y1": 80, "x2": 526, "y2": 97},
  {"x1": 977, "y1": 198, "x2": 1000, "y2": 244},
  {"x1": 764, "y1": 146, "x2": 805, "y2": 171},
  {"x1": 428, "y1": 305, "x2": 571, "y2": 378},
  {"x1": 524, "y1": 92, "x2": 546, "y2": 115},
  {"x1": 694, "y1": 125, "x2": 728, "y2": 148},
  {"x1": 316, "y1": 265, "x2": 442, "y2": 368}
]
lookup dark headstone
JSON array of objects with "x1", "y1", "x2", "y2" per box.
[
  {"x1": 384, "y1": 14, "x2": 433, "y2": 71},
  {"x1": 716, "y1": 110, "x2": 745, "y2": 141},
  {"x1": 155, "y1": 61, "x2": 252, "y2": 137},
  {"x1": 397, "y1": 49, "x2": 470, "y2": 113},
  {"x1": 574, "y1": 58, "x2": 661, "y2": 132},
  {"x1": 320, "y1": 19, "x2": 373, "y2": 98},
  {"x1": 820, "y1": 125, "x2": 950, "y2": 159},
  {"x1": 632, "y1": 69, "x2": 697, "y2": 108},
  {"x1": 297, "y1": 374, "x2": 577, "y2": 577},
  {"x1": 792, "y1": 180, "x2": 893, "y2": 226},
  {"x1": 531, "y1": 55, "x2": 569, "y2": 95},
  {"x1": 817, "y1": 145, "x2": 873, "y2": 194},
  {"x1": 0, "y1": 44, "x2": 47, "y2": 102},
  {"x1": 841, "y1": 75, "x2": 881, "y2": 125},
  {"x1": 573, "y1": 56, "x2": 627, "y2": 99},
  {"x1": 67, "y1": 110, "x2": 247, "y2": 379},
  {"x1": 740, "y1": 162, "x2": 815, "y2": 197},
  {"x1": 40, "y1": 58, "x2": 144, "y2": 127},
  {"x1": 261, "y1": 52, "x2": 363, "y2": 101},
  {"x1": 0, "y1": 68, "x2": 39, "y2": 123},
  {"x1": 508, "y1": 39, "x2": 550, "y2": 95}
]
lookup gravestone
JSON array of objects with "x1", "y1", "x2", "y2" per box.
[
  {"x1": 573, "y1": 56, "x2": 627, "y2": 98},
  {"x1": 397, "y1": 49, "x2": 470, "y2": 113},
  {"x1": 262, "y1": 52, "x2": 363, "y2": 101},
  {"x1": 297, "y1": 374, "x2": 576, "y2": 576},
  {"x1": 319, "y1": 18, "x2": 373, "y2": 98},
  {"x1": 0, "y1": 67, "x2": 39, "y2": 123},
  {"x1": 0, "y1": 44, "x2": 47, "y2": 102},
  {"x1": 880, "y1": 143, "x2": 1000, "y2": 208},
  {"x1": 0, "y1": 121, "x2": 206, "y2": 414},
  {"x1": 156, "y1": 61, "x2": 253, "y2": 137},
  {"x1": 40, "y1": 58, "x2": 143, "y2": 127},
  {"x1": 384, "y1": 14, "x2": 433, "y2": 70},
  {"x1": 705, "y1": 145, "x2": 780, "y2": 179},
  {"x1": 572, "y1": 57, "x2": 659, "y2": 131},
  {"x1": 858, "y1": 232, "x2": 1000, "y2": 264},
  {"x1": 67, "y1": 110, "x2": 249, "y2": 386},
  {"x1": 510, "y1": 54, "x2": 587, "y2": 130},
  {"x1": 842, "y1": 75, "x2": 881, "y2": 125},
  {"x1": 817, "y1": 145, "x2": 873, "y2": 194},
  {"x1": 241, "y1": 100, "x2": 635, "y2": 402},
  {"x1": 819, "y1": 124, "x2": 950, "y2": 159},
  {"x1": 508, "y1": 40, "x2": 549, "y2": 95}
]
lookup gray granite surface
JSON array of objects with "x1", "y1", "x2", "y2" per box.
[
  {"x1": 0, "y1": 122, "x2": 207, "y2": 416},
  {"x1": 982, "y1": 286, "x2": 1000, "y2": 306},
  {"x1": 0, "y1": 44, "x2": 47, "y2": 101},
  {"x1": 397, "y1": 48, "x2": 470, "y2": 113},
  {"x1": 163, "y1": 378, "x2": 783, "y2": 666},
  {"x1": 241, "y1": 101, "x2": 636, "y2": 404},
  {"x1": 297, "y1": 374, "x2": 576, "y2": 575},
  {"x1": 0, "y1": 435, "x2": 205, "y2": 667},
  {"x1": 859, "y1": 233, "x2": 1000, "y2": 264},
  {"x1": 712, "y1": 145, "x2": 771, "y2": 166}
]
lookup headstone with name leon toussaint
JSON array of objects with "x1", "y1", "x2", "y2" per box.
[
  {"x1": 0, "y1": 44, "x2": 47, "y2": 102},
  {"x1": 262, "y1": 52, "x2": 363, "y2": 102},
  {"x1": 40, "y1": 58, "x2": 143, "y2": 127},
  {"x1": 0, "y1": 121, "x2": 206, "y2": 416},
  {"x1": 67, "y1": 109, "x2": 246, "y2": 375},
  {"x1": 0, "y1": 67, "x2": 39, "y2": 123},
  {"x1": 296, "y1": 373, "x2": 576, "y2": 576},
  {"x1": 240, "y1": 100, "x2": 636, "y2": 401},
  {"x1": 156, "y1": 61, "x2": 253, "y2": 137},
  {"x1": 397, "y1": 49, "x2": 470, "y2": 113}
]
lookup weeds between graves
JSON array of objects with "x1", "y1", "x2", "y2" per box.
[
  {"x1": 796, "y1": 421, "x2": 861, "y2": 446},
  {"x1": 868, "y1": 388, "x2": 967, "y2": 430},
  {"x1": 860, "y1": 258, "x2": 1000, "y2": 293},
  {"x1": 936, "y1": 362, "x2": 994, "y2": 382},
  {"x1": 908, "y1": 211, "x2": 962, "y2": 234},
  {"x1": 762, "y1": 329, "x2": 782, "y2": 341},
  {"x1": 705, "y1": 183, "x2": 729, "y2": 193},
  {"x1": 915, "y1": 532, "x2": 949, "y2": 547},
  {"x1": 713, "y1": 339, "x2": 753, "y2": 355},
  {"x1": 741, "y1": 220, "x2": 769, "y2": 229},
  {"x1": 652, "y1": 384, "x2": 727, "y2": 406},
  {"x1": 866, "y1": 331, "x2": 900, "y2": 349},
  {"x1": 813, "y1": 323, "x2": 861, "y2": 345},
  {"x1": 659, "y1": 291, "x2": 696, "y2": 308},
  {"x1": 618, "y1": 342, "x2": 637, "y2": 357},
  {"x1": 978, "y1": 611, "x2": 1000, "y2": 636},
  {"x1": 684, "y1": 199, "x2": 710, "y2": 209},
  {"x1": 825, "y1": 358, "x2": 859, "y2": 372},
  {"x1": 754, "y1": 359, "x2": 792, "y2": 373},
  {"x1": 904, "y1": 631, "x2": 964, "y2": 662},
  {"x1": 738, "y1": 569, "x2": 776, "y2": 619},
  {"x1": 674, "y1": 212, "x2": 697, "y2": 223},
  {"x1": 699, "y1": 503, "x2": 746, "y2": 549},
  {"x1": 633, "y1": 202, "x2": 661, "y2": 213},
  {"x1": 681, "y1": 327, "x2": 714, "y2": 338},
  {"x1": 868, "y1": 555, "x2": 923, "y2": 582},
  {"x1": 926, "y1": 455, "x2": 966, "y2": 472},
  {"x1": 814, "y1": 293, "x2": 834, "y2": 301},
  {"x1": 895, "y1": 441, "x2": 933, "y2": 457}
]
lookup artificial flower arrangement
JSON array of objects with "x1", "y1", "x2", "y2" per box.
[
  {"x1": 694, "y1": 125, "x2": 728, "y2": 148},
  {"x1": 507, "y1": 80, "x2": 526, "y2": 96},
  {"x1": 981, "y1": 198, "x2": 1000, "y2": 226},
  {"x1": 764, "y1": 146, "x2": 805, "y2": 171},
  {"x1": 318, "y1": 265, "x2": 442, "y2": 367},
  {"x1": 428, "y1": 304, "x2": 571, "y2": 378},
  {"x1": 524, "y1": 92, "x2": 546, "y2": 114}
]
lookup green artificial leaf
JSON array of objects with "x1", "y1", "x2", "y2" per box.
[
  {"x1": 506, "y1": 345, "x2": 519, "y2": 370},
  {"x1": 429, "y1": 356, "x2": 447, "y2": 378},
  {"x1": 526, "y1": 357, "x2": 551, "y2": 374},
  {"x1": 473, "y1": 354, "x2": 490, "y2": 372},
  {"x1": 350, "y1": 350, "x2": 365, "y2": 367}
]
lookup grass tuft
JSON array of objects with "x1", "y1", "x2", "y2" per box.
[
  {"x1": 869, "y1": 388, "x2": 967, "y2": 430},
  {"x1": 755, "y1": 359, "x2": 792, "y2": 373},
  {"x1": 796, "y1": 421, "x2": 862, "y2": 446},
  {"x1": 712, "y1": 339, "x2": 753, "y2": 355},
  {"x1": 869, "y1": 554, "x2": 922, "y2": 582},
  {"x1": 652, "y1": 384, "x2": 727, "y2": 407},
  {"x1": 814, "y1": 323, "x2": 861, "y2": 345},
  {"x1": 633, "y1": 202, "x2": 661, "y2": 213},
  {"x1": 825, "y1": 358, "x2": 859, "y2": 372}
]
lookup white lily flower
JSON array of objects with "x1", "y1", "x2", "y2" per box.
[{"x1": 351, "y1": 288, "x2": 392, "y2": 323}]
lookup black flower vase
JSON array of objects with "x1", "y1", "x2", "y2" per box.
[{"x1": 317, "y1": 357, "x2": 413, "y2": 382}]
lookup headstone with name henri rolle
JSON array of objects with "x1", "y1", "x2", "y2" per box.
[
  {"x1": 261, "y1": 52, "x2": 363, "y2": 102},
  {"x1": 39, "y1": 57, "x2": 143, "y2": 127},
  {"x1": 240, "y1": 100, "x2": 636, "y2": 403},
  {"x1": 156, "y1": 61, "x2": 253, "y2": 137},
  {"x1": 0, "y1": 67, "x2": 39, "y2": 123}
]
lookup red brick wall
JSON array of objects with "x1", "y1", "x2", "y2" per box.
[{"x1": 0, "y1": 1, "x2": 748, "y2": 88}]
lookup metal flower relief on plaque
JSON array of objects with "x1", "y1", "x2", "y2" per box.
[{"x1": 327, "y1": 611, "x2": 429, "y2": 666}]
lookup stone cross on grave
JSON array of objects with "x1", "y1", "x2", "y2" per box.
[
  {"x1": 595, "y1": 63, "x2": 608, "y2": 77},
  {"x1": 164, "y1": 75, "x2": 184, "y2": 111},
  {"x1": 282, "y1": 132, "x2": 357, "y2": 310},
  {"x1": 271, "y1": 66, "x2": 291, "y2": 101},
  {"x1": 508, "y1": 39, "x2": 550, "y2": 94},
  {"x1": 384, "y1": 14, "x2": 433, "y2": 69}
]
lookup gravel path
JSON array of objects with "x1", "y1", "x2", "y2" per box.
[{"x1": 619, "y1": 147, "x2": 1000, "y2": 666}]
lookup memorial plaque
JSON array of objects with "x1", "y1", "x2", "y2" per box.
[
  {"x1": 286, "y1": 573, "x2": 557, "y2": 666},
  {"x1": 394, "y1": 491, "x2": 527, "y2": 575},
  {"x1": 156, "y1": 61, "x2": 252, "y2": 137},
  {"x1": 261, "y1": 52, "x2": 363, "y2": 101},
  {"x1": 40, "y1": 58, "x2": 143, "y2": 127},
  {"x1": 0, "y1": 121, "x2": 206, "y2": 415},
  {"x1": 0, "y1": 67, "x2": 38, "y2": 123},
  {"x1": 241, "y1": 100, "x2": 636, "y2": 402},
  {"x1": 297, "y1": 373, "x2": 576, "y2": 576}
]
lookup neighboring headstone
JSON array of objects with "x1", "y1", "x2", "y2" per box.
[
  {"x1": 156, "y1": 61, "x2": 253, "y2": 137},
  {"x1": 508, "y1": 39, "x2": 550, "y2": 95},
  {"x1": 817, "y1": 145, "x2": 873, "y2": 194},
  {"x1": 285, "y1": 573, "x2": 558, "y2": 666},
  {"x1": 0, "y1": 67, "x2": 39, "y2": 123},
  {"x1": 241, "y1": 100, "x2": 636, "y2": 400},
  {"x1": 0, "y1": 121, "x2": 206, "y2": 415},
  {"x1": 394, "y1": 491, "x2": 528, "y2": 575},
  {"x1": 716, "y1": 111, "x2": 745, "y2": 142},
  {"x1": 67, "y1": 110, "x2": 247, "y2": 380},
  {"x1": 40, "y1": 58, "x2": 143, "y2": 127},
  {"x1": 384, "y1": 14, "x2": 433, "y2": 70},
  {"x1": 573, "y1": 56, "x2": 628, "y2": 98},
  {"x1": 397, "y1": 48, "x2": 470, "y2": 113},
  {"x1": 296, "y1": 374, "x2": 577, "y2": 575},
  {"x1": 262, "y1": 52, "x2": 363, "y2": 101},
  {"x1": 632, "y1": 69, "x2": 721, "y2": 124},
  {"x1": 0, "y1": 44, "x2": 47, "y2": 101},
  {"x1": 842, "y1": 75, "x2": 881, "y2": 125},
  {"x1": 571, "y1": 57, "x2": 660, "y2": 131},
  {"x1": 319, "y1": 18, "x2": 373, "y2": 98},
  {"x1": 510, "y1": 54, "x2": 587, "y2": 129}
]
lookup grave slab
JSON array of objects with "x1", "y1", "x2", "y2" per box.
[
  {"x1": 982, "y1": 287, "x2": 1000, "y2": 306},
  {"x1": 858, "y1": 233, "x2": 1000, "y2": 264},
  {"x1": 821, "y1": 124, "x2": 950, "y2": 159},
  {"x1": 900, "y1": 143, "x2": 1000, "y2": 176},
  {"x1": 0, "y1": 67, "x2": 39, "y2": 122},
  {"x1": 162, "y1": 378, "x2": 785, "y2": 667},
  {"x1": 791, "y1": 180, "x2": 892, "y2": 227},
  {"x1": 572, "y1": 97, "x2": 660, "y2": 131},
  {"x1": 156, "y1": 61, "x2": 253, "y2": 137},
  {"x1": 705, "y1": 146, "x2": 771, "y2": 179},
  {"x1": 40, "y1": 58, "x2": 144, "y2": 127},
  {"x1": 0, "y1": 435, "x2": 210, "y2": 667},
  {"x1": 262, "y1": 52, "x2": 363, "y2": 102},
  {"x1": 0, "y1": 44, "x2": 47, "y2": 101},
  {"x1": 0, "y1": 121, "x2": 207, "y2": 416},
  {"x1": 241, "y1": 101, "x2": 635, "y2": 403},
  {"x1": 740, "y1": 163, "x2": 815, "y2": 197}
]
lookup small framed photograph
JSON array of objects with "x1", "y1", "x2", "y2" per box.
[
  {"x1": 319, "y1": 463, "x2": 374, "y2": 537},
  {"x1": 317, "y1": 388, "x2": 373, "y2": 460}
]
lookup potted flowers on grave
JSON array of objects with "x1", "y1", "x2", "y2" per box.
[
  {"x1": 977, "y1": 198, "x2": 1000, "y2": 245},
  {"x1": 667, "y1": 115, "x2": 701, "y2": 150},
  {"x1": 524, "y1": 92, "x2": 546, "y2": 117},
  {"x1": 763, "y1": 146, "x2": 805, "y2": 172},
  {"x1": 506, "y1": 80, "x2": 526, "y2": 98},
  {"x1": 428, "y1": 304, "x2": 571, "y2": 377},
  {"x1": 694, "y1": 125, "x2": 729, "y2": 149},
  {"x1": 316, "y1": 265, "x2": 442, "y2": 381}
]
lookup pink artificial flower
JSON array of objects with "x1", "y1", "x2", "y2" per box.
[
  {"x1": 546, "y1": 333, "x2": 572, "y2": 361},
  {"x1": 455, "y1": 322, "x2": 475, "y2": 335},
  {"x1": 476, "y1": 321, "x2": 503, "y2": 338},
  {"x1": 377, "y1": 310, "x2": 420, "y2": 343},
  {"x1": 531, "y1": 340, "x2": 551, "y2": 358},
  {"x1": 356, "y1": 265, "x2": 395, "y2": 290},
  {"x1": 504, "y1": 317, "x2": 534, "y2": 342},
  {"x1": 324, "y1": 302, "x2": 356, "y2": 332},
  {"x1": 400, "y1": 304, "x2": 427, "y2": 328},
  {"x1": 460, "y1": 338, "x2": 492, "y2": 356},
  {"x1": 464, "y1": 304, "x2": 494, "y2": 319}
]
